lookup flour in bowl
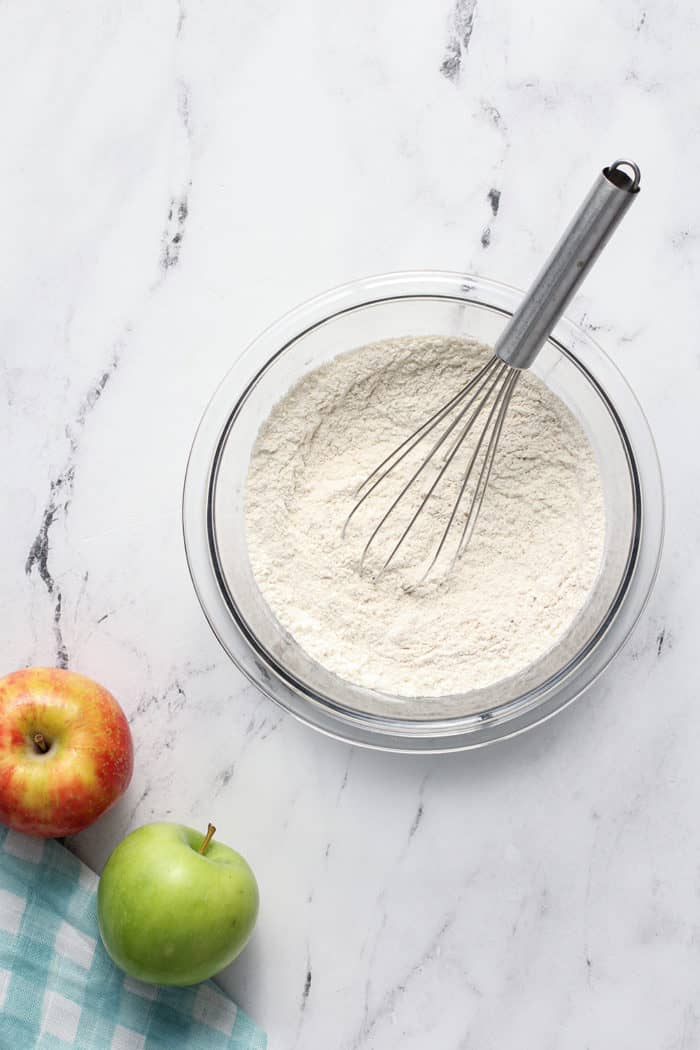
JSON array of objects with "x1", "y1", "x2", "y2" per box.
[{"x1": 244, "y1": 336, "x2": 605, "y2": 697}]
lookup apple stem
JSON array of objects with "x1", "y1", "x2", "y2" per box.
[
  {"x1": 198, "y1": 823, "x2": 216, "y2": 855},
  {"x1": 33, "y1": 733, "x2": 49, "y2": 754}
]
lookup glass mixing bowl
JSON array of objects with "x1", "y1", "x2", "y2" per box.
[{"x1": 183, "y1": 272, "x2": 663, "y2": 752}]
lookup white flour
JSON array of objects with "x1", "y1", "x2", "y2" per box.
[{"x1": 245, "y1": 336, "x2": 605, "y2": 697}]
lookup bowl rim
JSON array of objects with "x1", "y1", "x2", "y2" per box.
[{"x1": 183, "y1": 270, "x2": 665, "y2": 753}]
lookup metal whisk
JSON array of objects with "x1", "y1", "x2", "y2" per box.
[{"x1": 345, "y1": 159, "x2": 641, "y2": 582}]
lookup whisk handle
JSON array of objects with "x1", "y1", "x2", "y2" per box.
[{"x1": 494, "y1": 159, "x2": 640, "y2": 370}]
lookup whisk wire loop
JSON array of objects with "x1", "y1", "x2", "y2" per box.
[
  {"x1": 370, "y1": 362, "x2": 509, "y2": 579},
  {"x1": 453, "y1": 368, "x2": 519, "y2": 565},
  {"x1": 420, "y1": 366, "x2": 520, "y2": 583},
  {"x1": 351, "y1": 358, "x2": 514, "y2": 579},
  {"x1": 342, "y1": 357, "x2": 499, "y2": 540}
]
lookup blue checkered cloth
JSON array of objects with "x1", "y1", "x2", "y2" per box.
[{"x1": 0, "y1": 827, "x2": 266, "y2": 1049}]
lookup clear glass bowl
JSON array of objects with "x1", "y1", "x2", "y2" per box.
[{"x1": 183, "y1": 272, "x2": 663, "y2": 752}]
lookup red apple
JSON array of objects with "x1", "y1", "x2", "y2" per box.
[{"x1": 0, "y1": 667, "x2": 133, "y2": 837}]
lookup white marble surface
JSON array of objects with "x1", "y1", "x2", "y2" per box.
[{"x1": 2, "y1": 1, "x2": 698, "y2": 1046}]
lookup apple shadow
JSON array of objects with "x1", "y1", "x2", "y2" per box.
[
  {"x1": 66, "y1": 789, "x2": 137, "y2": 873},
  {"x1": 213, "y1": 929, "x2": 266, "y2": 1021}
]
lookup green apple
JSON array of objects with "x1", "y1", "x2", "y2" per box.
[{"x1": 97, "y1": 821, "x2": 259, "y2": 986}]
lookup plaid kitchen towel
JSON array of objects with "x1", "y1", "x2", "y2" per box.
[{"x1": 0, "y1": 826, "x2": 266, "y2": 1049}]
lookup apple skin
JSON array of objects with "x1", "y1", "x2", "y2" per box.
[
  {"x1": 97, "y1": 822, "x2": 259, "y2": 986},
  {"x1": 0, "y1": 668, "x2": 133, "y2": 837}
]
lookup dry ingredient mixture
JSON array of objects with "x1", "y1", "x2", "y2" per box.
[{"x1": 245, "y1": 336, "x2": 605, "y2": 697}]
